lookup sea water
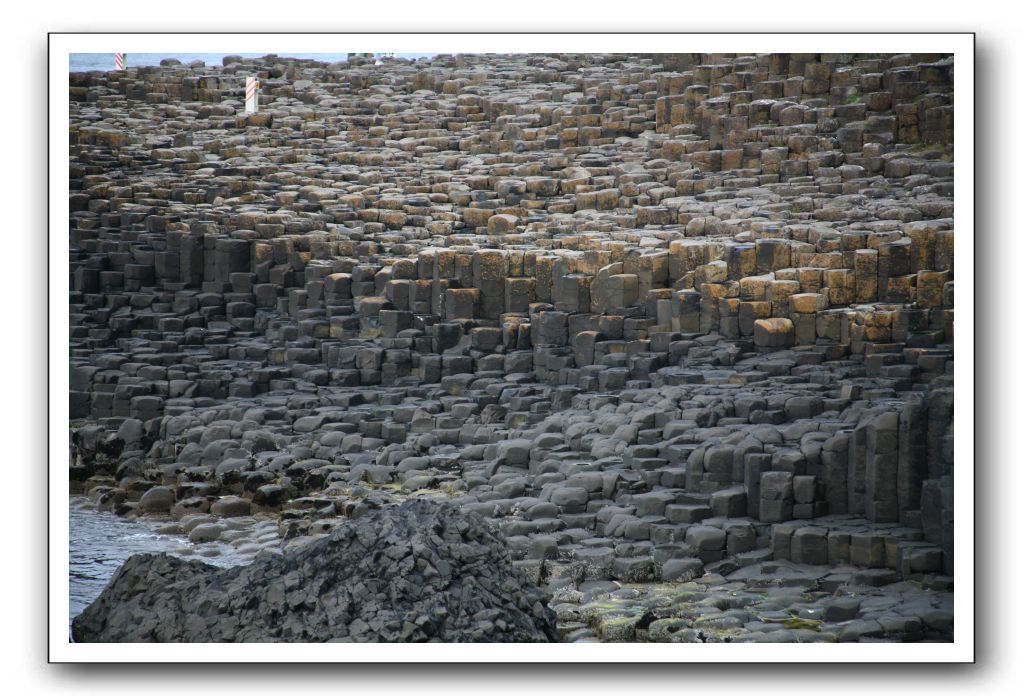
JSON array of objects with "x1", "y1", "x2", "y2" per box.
[
  {"x1": 69, "y1": 53, "x2": 440, "y2": 72},
  {"x1": 67, "y1": 496, "x2": 251, "y2": 626}
]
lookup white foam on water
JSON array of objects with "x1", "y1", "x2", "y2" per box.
[{"x1": 67, "y1": 497, "x2": 253, "y2": 625}]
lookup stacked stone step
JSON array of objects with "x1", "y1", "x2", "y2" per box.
[
  {"x1": 769, "y1": 515, "x2": 947, "y2": 582},
  {"x1": 69, "y1": 52, "x2": 956, "y2": 597},
  {"x1": 71, "y1": 338, "x2": 950, "y2": 584},
  {"x1": 71, "y1": 217, "x2": 954, "y2": 402}
]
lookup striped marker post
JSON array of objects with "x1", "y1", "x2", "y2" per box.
[
  {"x1": 245, "y1": 76, "x2": 259, "y2": 114},
  {"x1": 115, "y1": 53, "x2": 125, "y2": 70}
]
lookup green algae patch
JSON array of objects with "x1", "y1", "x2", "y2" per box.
[{"x1": 782, "y1": 617, "x2": 822, "y2": 631}]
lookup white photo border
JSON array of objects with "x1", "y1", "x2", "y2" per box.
[{"x1": 49, "y1": 31, "x2": 974, "y2": 664}]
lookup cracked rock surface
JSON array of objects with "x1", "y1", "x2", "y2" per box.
[{"x1": 72, "y1": 499, "x2": 557, "y2": 642}]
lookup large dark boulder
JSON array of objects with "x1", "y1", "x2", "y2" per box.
[{"x1": 72, "y1": 500, "x2": 557, "y2": 642}]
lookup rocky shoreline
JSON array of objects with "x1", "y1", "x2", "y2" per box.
[
  {"x1": 72, "y1": 500, "x2": 559, "y2": 643},
  {"x1": 69, "y1": 51, "x2": 955, "y2": 642}
]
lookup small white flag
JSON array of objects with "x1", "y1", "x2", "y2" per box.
[{"x1": 245, "y1": 76, "x2": 259, "y2": 114}]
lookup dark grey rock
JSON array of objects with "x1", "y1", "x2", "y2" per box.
[
  {"x1": 138, "y1": 486, "x2": 174, "y2": 514},
  {"x1": 660, "y1": 557, "x2": 704, "y2": 582},
  {"x1": 72, "y1": 500, "x2": 557, "y2": 643},
  {"x1": 822, "y1": 597, "x2": 861, "y2": 622}
]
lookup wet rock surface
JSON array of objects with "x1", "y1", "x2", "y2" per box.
[
  {"x1": 68, "y1": 51, "x2": 955, "y2": 642},
  {"x1": 72, "y1": 499, "x2": 557, "y2": 642}
]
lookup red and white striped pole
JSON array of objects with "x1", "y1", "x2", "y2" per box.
[
  {"x1": 115, "y1": 53, "x2": 125, "y2": 71},
  {"x1": 245, "y1": 76, "x2": 259, "y2": 114}
]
